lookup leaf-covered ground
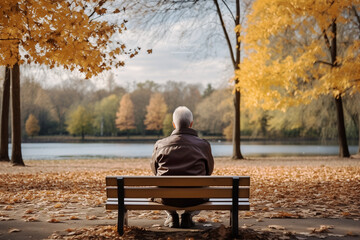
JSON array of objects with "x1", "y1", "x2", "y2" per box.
[{"x1": 0, "y1": 156, "x2": 359, "y2": 239}]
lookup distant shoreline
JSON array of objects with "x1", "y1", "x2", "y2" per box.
[{"x1": 21, "y1": 135, "x2": 358, "y2": 145}]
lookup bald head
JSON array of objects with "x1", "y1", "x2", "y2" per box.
[{"x1": 173, "y1": 106, "x2": 193, "y2": 129}]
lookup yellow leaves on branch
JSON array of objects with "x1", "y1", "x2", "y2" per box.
[
  {"x1": 237, "y1": 0, "x2": 360, "y2": 111},
  {"x1": 0, "y1": 0, "x2": 133, "y2": 78}
]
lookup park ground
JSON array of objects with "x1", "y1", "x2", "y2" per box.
[{"x1": 0, "y1": 156, "x2": 359, "y2": 239}]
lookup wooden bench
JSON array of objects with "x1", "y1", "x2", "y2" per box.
[{"x1": 105, "y1": 176, "x2": 250, "y2": 237}]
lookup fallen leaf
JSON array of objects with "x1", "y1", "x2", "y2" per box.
[
  {"x1": 48, "y1": 218, "x2": 61, "y2": 223},
  {"x1": 8, "y1": 228, "x2": 21, "y2": 233},
  {"x1": 24, "y1": 216, "x2": 38, "y2": 222},
  {"x1": 86, "y1": 215, "x2": 97, "y2": 220},
  {"x1": 3, "y1": 205, "x2": 14, "y2": 210},
  {"x1": 212, "y1": 218, "x2": 222, "y2": 223},
  {"x1": 196, "y1": 217, "x2": 206, "y2": 223},
  {"x1": 309, "y1": 225, "x2": 334, "y2": 233},
  {"x1": 0, "y1": 216, "x2": 12, "y2": 221},
  {"x1": 25, "y1": 209, "x2": 35, "y2": 214},
  {"x1": 54, "y1": 203, "x2": 63, "y2": 208},
  {"x1": 269, "y1": 225, "x2": 286, "y2": 230}
]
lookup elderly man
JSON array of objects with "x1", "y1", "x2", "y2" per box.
[{"x1": 151, "y1": 106, "x2": 214, "y2": 228}]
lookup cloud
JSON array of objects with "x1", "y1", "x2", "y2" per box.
[{"x1": 112, "y1": 34, "x2": 233, "y2": 89}]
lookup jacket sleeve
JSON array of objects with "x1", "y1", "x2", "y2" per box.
[
  {"x1": 150, "y1": 144, "x2": 159, "y2": 175},
  {"x1": 205, "y1": 141, "x2": 214, "y2": 175}
]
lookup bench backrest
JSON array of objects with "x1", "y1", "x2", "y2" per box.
[{"x1": 106, "y1": 176, "x2": 250, "y2": 199}]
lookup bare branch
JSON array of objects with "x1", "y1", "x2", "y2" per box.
[
  {"x1": 322, "y1": 30, "x2": 331, "y2": 50},
  {"x1": 0, "y1": 38, "x2": 20, "y2": 41},
  {"x1": 213, "y1": 0, "x2": 236, "y2": 69},
  {"x1": 235, "y1": 0, "x2": 240, "y2": 66},
  {"x1": 314, "y1": 60, "x2": 333, "y2": 67},
  {"x1": 352, "y1": 5, "x2": 360, "y2": 32},
  {"x1": 221, "y1": 0, "x2": 235, "y2": 22}
]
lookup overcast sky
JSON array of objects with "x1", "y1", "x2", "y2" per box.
[
  {"x1": 16, "y1": 5, "x2": 237, "y2": 92},
  {"x1": 17, "y1": 31, "x2": 233, "y2": 92},
  {"x1": 110, "y1": 32, "x2": 234, "y2": 90}
]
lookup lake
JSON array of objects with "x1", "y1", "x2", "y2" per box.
[{"x1": 8, "y1": 142, "x2": 359, "y2": 160}]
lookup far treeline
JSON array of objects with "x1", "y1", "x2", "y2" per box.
[{"x1": 3, "y1": 76, "x2": 359, "y2": 144}]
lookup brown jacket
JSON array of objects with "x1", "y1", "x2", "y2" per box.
[{"x1": 151, "y1": 128, "x2": 214, "y2": 176}]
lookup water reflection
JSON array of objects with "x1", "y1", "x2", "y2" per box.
[{"x1": 10, "y1": 142, "x2": 359, "y2": 160}]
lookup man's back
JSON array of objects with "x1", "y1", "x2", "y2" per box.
[{"x1": 151, "y1": 128, "x2": 214, "y2": 176}]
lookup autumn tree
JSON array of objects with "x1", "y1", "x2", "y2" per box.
[
  {"x1": 0, "y1": 0, "x2": 136, "y2": 165},
  {"x1": 25, "y1": 114, "x2": 40, "y2": 137},
  {"x1": 66, "y1": 105, "x2": 93, "y2": 140},
  {"x1": 94, "y1": 94, "x2": 119, "y2": 136},
  {"x1": 115, "y1": 94, "x2": 136, "y2": 133},
  {"x1": 144, "y1": 93, "x2": 168, "y2": 134},
  {"x1": 238, "y1": 0, "x2": 360, "y2": 157},
  {"x1": 130, "y1": 81, "x2": 158, "y2": 134}
]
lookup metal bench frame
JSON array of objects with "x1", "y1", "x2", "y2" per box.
[{"x1": 105, "y1": 176, "x2": 250, "y2": 237}]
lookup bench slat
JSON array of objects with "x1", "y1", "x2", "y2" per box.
[
  {"x1": 106, "y1": 200, "x2": 250, "y2": 211},
  {"x1": 106, "y1": 176, "x2": 250, "y2": 187},
  {"x1": 106, "y1": 187, "x2": 250, "y2": 198}
]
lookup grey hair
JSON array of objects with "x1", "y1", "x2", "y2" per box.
[{"x1": 173, "y1": 106, "x2": 193, "y2": 129}]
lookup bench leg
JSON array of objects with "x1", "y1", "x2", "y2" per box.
[
  {"x1": 117, "y1": 177, "x2": 125, "y2": 235},
  {"x1": 231, "y1": 177, "x2": 239, "y2": 238},
  {"x1": 117, "y1": 209, "x2": 128, "y2": 235},
  {"x1": 118, "y1": 208, "x2": 125, "y2": 235},
  {"x1": 230, "y1": 210, "x2": 239, "y2": 238}
]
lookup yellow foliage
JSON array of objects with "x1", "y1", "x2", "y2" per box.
[
  {"x1": 66, "y1": 105, "x2": 93, "y2": 137},
  {"x1": 0, "y1": 0, "x2": 132, "y2": 77},
  {"x1": 144, "y1": 93, "x2": 168, "y2": 131},
  {"x1": 236, "y1": 0, "x2": 360, "y2": 110},
  {"x1": 25, "y1": 114, "x2": 40, "y2": 137},
  {"x1": 115, "y1": 94, "x2": 136, "y2": 131}
]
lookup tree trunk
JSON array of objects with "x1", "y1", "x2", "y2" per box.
[
  {"x1": 358, "y1": 113, "x2": 360, "y2": 154},
  {"x1": 232, "y1": 89, "x2": 243, "y2": 159},
  {"x1": 329, "y1": 20, "x2": 350, "y2": 158},
  {"x1": 10, "y1": 63, "x2": 25, "y2": 166},
  {"x1": 213, "y1": 0, "x2": 243, "y2": 159},
  {"x1": 0, "y1": 67, "x2": 10, "y2": 162},
  {"x1": 335, "y1": 96, "x2": 350, "y2": 157}
]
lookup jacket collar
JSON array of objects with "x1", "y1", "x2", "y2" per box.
[{"x1": 171, "y1": 127, "x2": 198, "y2": 136}]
